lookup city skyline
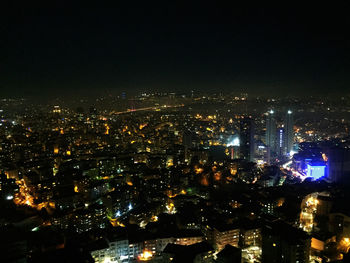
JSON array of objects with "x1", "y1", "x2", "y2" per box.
[{"x1": 1, "y1": 4, "x2": 350, "y2": 263}]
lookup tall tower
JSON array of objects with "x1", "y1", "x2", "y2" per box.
[
  {"x1": 285, "y1": 110, "x2": 294, "y2": 155},
  {"x1": 240, "y1": 117, "x2": 255, "y2": 162},
  {"x1": 266, "y1": 110, "x2": 277, "y2": 159},
  {"x1": 277, "y1": 127, "x2": 285, "y2": 157},
  {"x1": 183, "y1": 130, "x2": 193, "y2": 162}
]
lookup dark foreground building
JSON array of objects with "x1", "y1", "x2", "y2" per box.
[{"x1": 262, "y1": 220, "x2": 311, "y2": 263}]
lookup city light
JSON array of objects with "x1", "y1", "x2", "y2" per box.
[
  {"x1": 322, "y1": 153, "x2": 328, "y2": 162},
  {"x1": 2, "y1": 7, "x2": 350, "y2": 263},
  {"x1": 138, "y1": 250, "x2": 153, "y2": 261},
  {"x1": 289, "y1": 150, "x2": 297, "y2": 156},
  {"x1": 31, "y1": 227, "x2": 39, "y2": 232},
  {"x1": 227, "y1": 137, "x2": 240, "y2": 147},
  {"x1": 339, "y1": 237, "x2": 350, "y2": 253},
  {"x1": 166, "y1": 202, "x2": 176, "y2": 214},
  {"x1": 194, "y1": 167, "x2": 204, "y2": 174},
  {"x1": 300, "y1": 196, "x2": 319, "y2": 232},
  {"x1": 151, "y1": 215, "x2": 158, "y2": 222}
]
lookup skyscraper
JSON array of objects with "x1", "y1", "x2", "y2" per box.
[
  {"x1": 266, "y1": 110, "x2": 277, "y2": 161},
  {"x1": 183, "y1": 130, "x2": 194, "y2": 162},
  {"x1": 240, "y1": 117, "x2": 255, "y2": 162},
  {"x1": 277, "y1": 127, "x2": 285, "y2": 157},
  {"x1": 284, "y1": 110, "x2": 294, "y2": 155}
]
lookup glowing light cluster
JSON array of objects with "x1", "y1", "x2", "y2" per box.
[
  {"x1": 166, "y1": 202, "x2": 176, "y2": 214},
  {"x1": 300, "y1": 196, "x2": 319, "y2": 232},
  {"x1": 138, "y1": 250, "x2": 153, "y2": 261},
  {"x1": 227, "y1": 137, "x2": 240, "y2": 147}
]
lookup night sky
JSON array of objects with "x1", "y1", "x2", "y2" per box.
[{"x1": 1, "y1": 3, "x2": 350, "y2": 98}]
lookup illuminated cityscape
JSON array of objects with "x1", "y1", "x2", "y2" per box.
[{"x1": 1, "y1": 4, "x2": 350, "y2": 263}]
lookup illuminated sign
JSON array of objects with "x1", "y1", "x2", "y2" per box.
[{"x1": 279, "y1": 129, "x2": 283, "y2": 147}]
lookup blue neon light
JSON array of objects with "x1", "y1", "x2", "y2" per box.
[{"x1": 307, "y1": 164, "x2": 326, "y2": 180}]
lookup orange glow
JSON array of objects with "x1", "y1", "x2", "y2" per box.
[
  {"x1": 167, "y1": 190, "x2": 177, "y2": 198},
  {"x1": 166, "y1": 201, "x2": 176, "y2": 214},
  {"x1": 127, "y1": 181, "x2": 133, "y2": 186},
  {"x1": 195, "y1": 166, "x2": 204, "y2": 174},
  {"x1": 200, "y1": 175, "x2": 209, "y2": 186},
  {"x1": 66, "y1": 150, "x2": 71, "y2": 156},
  {"x1": 54, "y1": 147, "x2": 59, "y2": 154},
  {"x1": 117, "y1": 221, "x2": 125, "y2": 227},
  {"x1": 138, "y1": 250, "x2": 153, "y2": 261},
  {"x1": 230, "y1": 167, "x2": 237, "y2": 176},
  {"x1": 276, "y1": 198, "x2": 285, "y2": 207},
  {"x1": 12, "y1": 179, "x2": 50, "y2": 211},
  {"x1": 339, "y1": 237, "x2": 350, "y2": 253},
  {"x1": 214, "y1": 171, "x2": 222, "y2": 181},
  {"x1": 166, "y1": 158, "x2": 174, "y2": 167},
  {"x1": 104, "y1": 124, "x2": 110, "y2": 135},
  {"x1": 139, "y1": 123, "x2": 147, "y2": 130},
  {"x1": 110, "y1": 218, "x2": 126, "y2": 227},
  {"x1": 322, "y1": 153, "x2": 328, "y2": 162}
]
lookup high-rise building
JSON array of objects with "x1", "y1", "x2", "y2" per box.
[
  {"x1": 266, "y1": 110, "x2": 277, "y2": 161},
  {"x1": 240, "y1": 117, "x2": 255, "y2": 162},
  {"x1": 284, "y1": 110, "x2": 294, "y2": 155},
  {"x1": 183, "y1": 130, "x2": 195, "y2": 162},
  {"x1": 277, "y1": 127, "x2": 285, "y2": 157}
]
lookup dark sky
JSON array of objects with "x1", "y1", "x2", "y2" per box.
[{"x1": 1, "y1": 3, "x2": 350, "y2": 98}]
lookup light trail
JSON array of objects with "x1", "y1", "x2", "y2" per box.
[
  {"x1": 111, "y1": 104, "x2": 184, "y2": 115},
  {"x1": 280, "y1": 160, "x2": 308, "y2": 181}
]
